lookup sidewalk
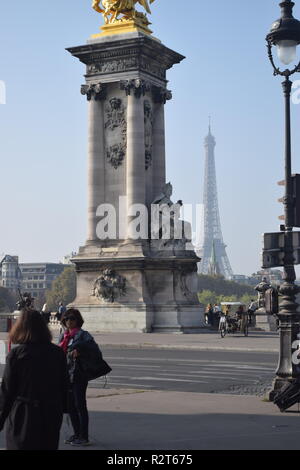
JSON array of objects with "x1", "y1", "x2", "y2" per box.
[
  {"x1": 1, "y1": 330, "x2": 288, "y2": 450},
  {"x1": 58, "y1": 388, "x2": 300, "y2": 450},
  {"x1": 0, "y1": 330, "x2": 279, "y2": 357},
  {"x1": 1, "y1": 387, "x2": 300, "y2": 450},
  {"x1": 90, "y1": 330, "x2": 279, "y2": 353}
]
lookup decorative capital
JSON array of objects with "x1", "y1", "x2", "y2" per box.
[
  {"x1": 120, "y1": 79, "x2": 150, "y2": 98},
  {"x1": 152, "y1": 85, "x2": 172, "y2": 104},
  {"x1": 81, "y1": 83, "x2": 107, "y2": 101}
]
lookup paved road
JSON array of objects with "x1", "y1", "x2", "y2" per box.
[
  {"x1": 0, "y1": 348, "x2": 278, "y2": 395},
  {"x1": 88, "y1": 348, "x2": 278, "y2": 395}
]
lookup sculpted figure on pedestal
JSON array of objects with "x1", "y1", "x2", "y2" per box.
[
  {"x1": 151, "y1": 183, "x2": 192, "y2": 253},
  {"x1": 92, "y1": 0, "x2": 155, "y2": 24},
  {"x1": 255, "y1": 277, "x2": 271, "y2": 311},
  {"x1": 93, "y1": 269, "x2": 126, "y2": 303}
]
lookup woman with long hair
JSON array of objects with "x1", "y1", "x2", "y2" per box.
[
  {"x1": 59, "y1": 308, "x2": 94, "y2": 447},
  {"x1": 0, "y1": 309, "x2": 68, "y2": 450}
]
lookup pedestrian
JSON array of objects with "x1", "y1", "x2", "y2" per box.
[
  {"x1": 58, "y1": 308, "x2": 93, "y2": 447},
  {"x1": 41, "y1": 302, "x2": 51, "y2": 324},
  {"x1": 248, "y1": 299, "x2": 257, "y2": 326},
  {"x1": 205, "y1": 303, "x2": 214, "y2": 326},
  {"x1": 56, "y1": 301, "x2": 67, "y2": 323},
  {"x1": 213, "y1": 303, "x2": 221, "y2": 328},
  {"x1": 0, "y1": 309, "x2": 68, "y2": 450}
]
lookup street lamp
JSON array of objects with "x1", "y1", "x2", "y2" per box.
[{"x1": 266, "y1": 0, "x2": 300, "y2": 398}]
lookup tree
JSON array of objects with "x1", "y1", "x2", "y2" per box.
[
  {"x1": 198, "y1": 275, "x2": 255, "y2": 298},
  {"x1": 198, "y1": 290, "x2": 218, "y2": 307},
  {"x1": 198, "y1": 275, "x2": 256, "y2": 308},
  {"x1": 46, "y1": 267, "x2": 76, "y2": 312},
  {"x1": 0, "y1": 287, "x2": 16, "y2": 312}
]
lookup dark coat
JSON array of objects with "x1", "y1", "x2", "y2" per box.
[
  {"x1": 58, "y1": 329, "x2": 95, "y2": 383},
  {"x1": 0, "y1": 343, "x2": 68, "y2": 450}
]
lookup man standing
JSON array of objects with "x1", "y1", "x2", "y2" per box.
[
  {"x1": 56, "y1": 302, "x2": 67, "y2": 323},
  {"x1": 248, "y1": 299, "x2": 257, "y2": 326},
  {"x1": 213, "y1": 304, "x2": 221, "y2": 328}
]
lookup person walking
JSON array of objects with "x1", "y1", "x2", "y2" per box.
[
  {"x1": 56, "y1": 301, "x2": 67, "y2": 323},
  {"x1": 59, "y1": 308, "x2": 94, "y2": 447},
  {"x1": 0, "y1": 309, "x2": 68, "y2": 450},
  {"x1": 205, "y1": 303, "x2": 214, "y2": 326},
  {"x1": 248, "y1": 299, "x2": 257, "y2": 326},
  {"x1": 213, "y1": 303, "x2": 221, "y2": 328}
]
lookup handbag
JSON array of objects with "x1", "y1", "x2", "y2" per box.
[{"x1": 77, "y1": 342, "x2": 112, "y2": 381}]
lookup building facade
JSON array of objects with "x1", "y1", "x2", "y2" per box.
[
  {"x1": 0, "y1": 255, "x2": 22, "y2": 292},
  {"x1": 0, "y1": 256, "x2": 68, "y2": 308},
  {"x1": 19, "y1": 263, "x2": 67, "y2": 305}
]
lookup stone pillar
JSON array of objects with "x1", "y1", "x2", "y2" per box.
[
  {"x1": 81, "y1": 83, "x2": 106, "y2": 244},
  {"x1": 121, "y1": 80, "x2": 148, "y2": 240},
  {"x1": 152, "y1": 87, "x2": 172, "y2": 200}
]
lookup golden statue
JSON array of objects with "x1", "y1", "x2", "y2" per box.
[{"x1": 92, "y1": 0, "x2": 156, "y2": 36}]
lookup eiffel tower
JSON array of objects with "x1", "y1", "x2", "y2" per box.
[{"x1": 198, "y1": 124, "x2": 233, "y2": 279}]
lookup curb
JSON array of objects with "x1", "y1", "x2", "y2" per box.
[{"x1": 100, "y1": 343, "x2": 278, "y2": 353}]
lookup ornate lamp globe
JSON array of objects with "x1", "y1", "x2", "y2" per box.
[{"x1": 266, "y1": 0, "x2": 300, "y2": 70}]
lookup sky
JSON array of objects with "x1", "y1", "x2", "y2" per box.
[{"x1": 1, "y1": 0, "x2": 300, "y2": 276}]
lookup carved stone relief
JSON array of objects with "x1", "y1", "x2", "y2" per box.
[
  {"x1": 87, "y1": 57, "x2": 138, "y2": 75},
  {"x1": 179, "y1": 267, "x2": 198, "y2": 301},
  {"x1": 85, "y1": 54, "x2": 165, "y2": 80},
  {"x1": 140, "y1": 58, "x2": 166, "y2": 80},
  {"x1": 92, "y1": 268, "x2": 126, "y2": 303},
  {"x1": 144, "y1": 100, "x2": 153, "y2": 170},
  {"x1": 104, "y1": 97, "x2": 127, "y2": 169}
]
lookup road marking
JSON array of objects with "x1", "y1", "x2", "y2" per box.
[
  {"x1": 104, "y1": 382, "x2": 154, "y2": 388},
  {"x1": 111, "y1": 364, "x2": 161, "y2": 369},
  {"x1": 155, "y1": 372, "x2": 266, "y2": 382},
  {"x1": 105, "y1": 356, "x2": 275, "y2": 367},
  {"x1": 127, "y1": 376, "x2": 209, "y2": 384},
  {"x1": 185, "y1": 369, "x2": 273, "y2": 377}
]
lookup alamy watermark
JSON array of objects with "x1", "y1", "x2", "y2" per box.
[
  {"x1": 292, "y1": 80, "x2": 300, "y2": 105},
  {"x1": 0, "y1": 80, "x2": 6, "y2": 104},
  {"x1": 94, "y1": 197, "x2": 204, "y2": 250}
]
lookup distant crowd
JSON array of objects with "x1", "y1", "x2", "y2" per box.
[{"x1": 205, "y1": 300, "x2": 258, "y2": 328}]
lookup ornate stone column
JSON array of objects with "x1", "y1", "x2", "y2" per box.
[
  {"x1": 152, "y1": 86, "x2": 172, "y2": 201},
  {"x1": 81, "y1": 83, "x2": 106, "y2": 243},
  {"x1": 121, "y1": 79, "x2": 148, "y2": 240}
]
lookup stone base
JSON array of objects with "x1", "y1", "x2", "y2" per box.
[
  {"x1": 69, "y1": 303, "x2": 152, "y2": 333},
  {"x1": 70, "y1": 243, "x2": 205, "y2": 333},
  {"x1": 91, "y1": 19, "x2": 153, "y2": 38},
  {"x1": 268, "y1": 377, "x2": 291, "y2": 402},
  {"x1": 151, "y1": 305, "x2": 205, "y2": 333},
  {"x1": 255, "y1": 314, "x2": 278, "y2": 332}
]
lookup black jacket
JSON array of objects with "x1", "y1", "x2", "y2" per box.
[
  {"x1": 0, "y1": 343, "x2": 68, "y2": 450},
  {"x1": 58, "y1": 329, "x2": 110, "y2": 382}
]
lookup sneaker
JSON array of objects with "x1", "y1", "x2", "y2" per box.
[
  {"x1": 70, "y1": 438, "x2": 90, "y2": 447},
  {"x1": 64, "y1": 435, "x2": 78, "y2": 445}
]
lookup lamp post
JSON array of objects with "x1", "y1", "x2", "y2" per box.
[{"x1": 266, "y1": 0, "x2": 300, "y2": 398}]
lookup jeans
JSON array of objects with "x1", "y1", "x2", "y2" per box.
[{"x1": 68, "y1": 379, "x2": 89, "y2": 440}]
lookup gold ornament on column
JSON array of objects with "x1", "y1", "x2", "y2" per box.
[{"x1": 91, "y1": 0, "x2": 156, "y2": 37}]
